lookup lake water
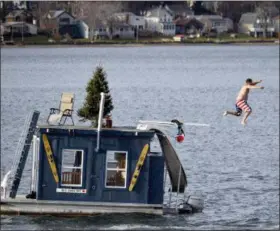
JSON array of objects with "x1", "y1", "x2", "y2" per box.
[{"x1": 1, "y1": 45, "x2": 279, "y2": 230}]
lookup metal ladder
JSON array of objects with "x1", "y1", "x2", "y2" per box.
[{"x1": 9, "y1": 110, "x2": 40, "y2": 199}]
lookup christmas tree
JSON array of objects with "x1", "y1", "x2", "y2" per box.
[{"x1": 77, "y1": 66, "x2": 114, "y2": 127}]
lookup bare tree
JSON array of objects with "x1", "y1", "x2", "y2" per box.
[
  {"x1": 72, "y1": 1, "x2": 127, "y2": 40},
  {"x1": 254, "y1": 1, "x2": 278, "y2": 37}
]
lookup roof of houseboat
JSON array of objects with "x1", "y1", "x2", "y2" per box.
[{"x1": 37, "y1": 125, "x2": 154, "y2": 133}]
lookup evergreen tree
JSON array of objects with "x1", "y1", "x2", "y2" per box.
[{"x1": 77, "y1": 66, "x2": 114, "y2": 127}]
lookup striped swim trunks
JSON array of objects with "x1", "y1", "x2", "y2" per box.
[{"x1": 235, "y1": 100, "x2": 252, "y2": 113}]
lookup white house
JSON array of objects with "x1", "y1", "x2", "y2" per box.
[
  {"x1": 112, "y1": 22, "x2": 135, "y2": 39},
  {"x1": 238, "y1": 12, "x2": 275, "y2": 37},
  {"x1": 94, "y1": 21, "x2": 135, "y2": 39},
  {"x1": 75, "y1": 19, "x2": 89, "y2": 39},
  {"x1": 195, "y1": 15, "x2": 231, "y2": 33},
  {"x1": 144, "y1": 5, "x2": 176, "y2": 36},
  {"x1": 273, "y1": 16, "x2": 280, "y2": 33},
  {"x1": 2, "y1": 21, "x2": 37, "y2": 35},
  {"x1": 113, "y1": 12, "x2": 145, "y2": 30}
]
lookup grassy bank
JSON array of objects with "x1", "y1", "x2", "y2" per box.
[{"x1": 2, "y1": 35, "x2": 279, "y2": 46}]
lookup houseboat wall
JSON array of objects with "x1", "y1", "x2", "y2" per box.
[{"x1": 36, "y1": 127, "x2": 164, "y2": 205}]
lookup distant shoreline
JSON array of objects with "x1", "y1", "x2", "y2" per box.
[{"x1": 1, "y1": 39, "x2": 279, "y2": 48}]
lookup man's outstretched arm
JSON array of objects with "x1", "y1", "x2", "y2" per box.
[
  {"x1": 248, "y1": 85, "x2": 264, "y2": 89},
  {"x1": 251, "y1": 80, "x2": 262, "y2": 85}
]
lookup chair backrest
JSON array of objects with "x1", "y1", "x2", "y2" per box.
[{"x1": 59, "y1": 92, "x2": 74, "y2": 113}]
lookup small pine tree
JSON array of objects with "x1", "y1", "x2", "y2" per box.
[{"x1": 77, "y1": 66, "x2": 114, "y2": 127}]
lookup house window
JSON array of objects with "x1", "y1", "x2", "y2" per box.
[
  {"x1": 59, "y1": 18, "x2": 70, "y2": 24},
  {"x1": 105, "y1": 151, "x2": 127, "y2": 188},
  {"x1": 120, "y1": 27, "x2": 123, "y2": 32},
  {"x1": 61, "y1": 149, "x2": 84, "y2": 187}
]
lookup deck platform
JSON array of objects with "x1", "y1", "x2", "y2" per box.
[{"x1": 0, "y1": 196, "x2": 163, "y2": 216}]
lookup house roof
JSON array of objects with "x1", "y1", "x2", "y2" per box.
[
  {"x1": 195, "y1": 15, "x2": 223, "y2": 20},
  {"x1": 239, "y1": 13, "x2": 258, "y2": 24},
  {"x1": 45, "y1": 10, "x2": 74, "y2": 20},
  {"x1": 165, "y1": 4, "x2": 193, "y2": 16},
  {"x1": 146, "y1": 6, "x2": 172, "y2": 18},
  {"x1": 174, "y1": 17, "x2": 204, "y2": 27},
  {"x1": 5, "y1": 10, "x2": 30, "y2": 18},
  {"x1": 113, "y1": 12, "x2": 136, "y2": 17},
  {"x1": 47, "y1": 10, "x2": 65, "y2": 18},
  {"x1": 261, "y1": 6, "x2": 279, "y2": 18}
]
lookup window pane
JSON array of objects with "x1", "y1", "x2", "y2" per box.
[
  {"x1": 107, "y1": 152, "x2": 126, "y2": 169},
  {"x1": 106, "y1": 170, "x2": 126, "y2": 187},
  {"x1": 61, "y1": 167, "x2": 81, "y2": 185},
  {"x1": 62, "y1": 150, "x2": 82, "y2": 167}
]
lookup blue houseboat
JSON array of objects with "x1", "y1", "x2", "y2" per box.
[{"x1": 0, "y1": 93, "x2": 205, "y2": 215}]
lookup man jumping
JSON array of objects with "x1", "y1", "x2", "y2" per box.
[{"x1": 223, "y1": 78, "x2": 264, "y2": 126}]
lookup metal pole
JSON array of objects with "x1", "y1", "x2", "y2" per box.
[
  {"x1": 136, "y1": 25, "x2": 138, "y2": 43},
  {"x1": 11, "y1": 26, "x2": 13, "y2": 41},
  {"x1": 35, "y1": 137, "x2": 40, "y2": 190},
  {"x1": 163, "y1": 164, "x2": 168, "y2": 192},
  {"x1": 96, "y1": 92, "x2": 106, "y2": 152},
  {"x1": 168, "y1": 187, "x2": 172, "y2": 208},
  {"x1": 21, "y1": 22, "x2": 24, "y2": 42},
  {"x1": 31, "y1": 135, "x2": 37, "y2": 192},
  {"x1": 175, "y1": 166, "x2": 182, "y2": 211}
]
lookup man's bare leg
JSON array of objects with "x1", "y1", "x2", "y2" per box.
[
  {"x1": 241, "y1": 111, "x2": 251, "y2": 125},
  {"x1": 223, "y1": 111, "x2": 240, "y2": 116}
]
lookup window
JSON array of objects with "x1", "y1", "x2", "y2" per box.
[
  {"x1": 59, "y1": 18, "x2": 70, "y2": 24},
  {"x1": 105, "y1": 151, "x2": 127, "y2": 188},
  {"x1": 61, "y1": 149, "x2": 83, "y2": 187}
]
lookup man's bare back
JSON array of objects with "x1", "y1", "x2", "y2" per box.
[{"x1": 223, "y1": 78, "x2": 264, "y2": 126}]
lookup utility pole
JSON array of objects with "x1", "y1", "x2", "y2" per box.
[
  {"x1": 21, "y1": 22, "x2": 24, "y2": 42},
  {"x1": 136, "y1": 25, "x2": 138, "y2": 42}
]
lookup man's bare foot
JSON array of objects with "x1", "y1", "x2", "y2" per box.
[{"x1": 241, "y1": 120, "x2": 247, "y2": 126}]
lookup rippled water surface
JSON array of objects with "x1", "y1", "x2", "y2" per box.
[{"x1": 1, "y1": 45, "x2": 279, "y2": 230}]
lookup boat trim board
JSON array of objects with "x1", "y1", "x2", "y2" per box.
[
  {"x1": 129, "y1": 144, "x2": 149, "y2": 191},
  {"x1": 42, "y1": 134, "x2": 59, "y2": 183}
]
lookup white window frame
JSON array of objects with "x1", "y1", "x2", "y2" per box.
[
  {"x1": 61, "y1": 149, "x2": 84, "y2": 187},
  {"x1": 105, "y1": 150, "x2": 128, "y2": 189}
]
